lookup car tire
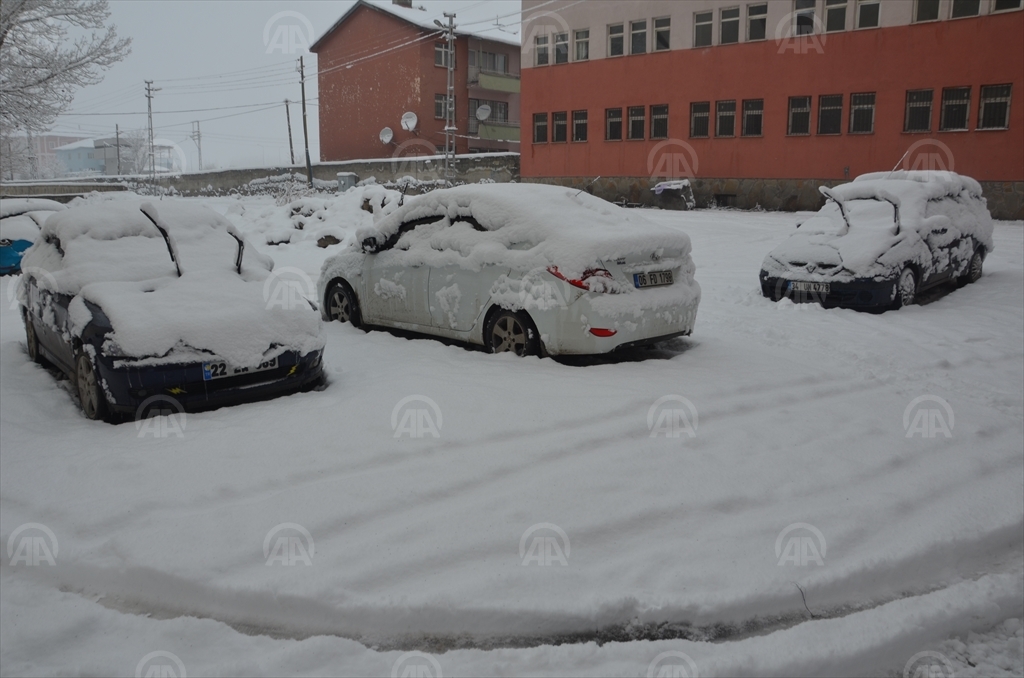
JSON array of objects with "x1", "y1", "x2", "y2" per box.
[
  {"x1": 958, "y1": 249, "x2": 983, "y2": 287},
  {"x1": 894, "y1": 268, "x2": 917, "y2": 309},
  {"x1": 325, "y1": 281, "x2": 361, "y2": 327},
  {"x1": 24, "y1": 315, "x2": 41, "y2": 364},
  {"x1": 74, "y1": 350, "x2": 108, "y2": 421},
  {"x1": 486, "y1": 310, "x2": 539, "y2": 357}
]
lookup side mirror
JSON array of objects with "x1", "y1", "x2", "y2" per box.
[{"x1": 361, "y1": 236, "x2": 380, "y2": 253}]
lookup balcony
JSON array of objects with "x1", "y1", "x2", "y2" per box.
[
  {"x1": 476, "y1": 120, "x2": 520, "y2": 142},
  {"x1": 468, "y1": 68, "x2": 520, "y2": 94}
]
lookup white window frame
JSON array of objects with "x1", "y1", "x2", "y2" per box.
[
  {"x1": 991, "y1": 0, "x2": 1023, "y2": 13},
  {"x1": 825, "y1": 0, "x2": 848, "y2": 32},
  {"x1": 913, "y1": 0, "x2": 942, "y2": 21},
  {"x1": 747, "y1": 3, "x2": 768, "y2": 40},
  {"x1": 608, "y1": 23, "x2": 625, "y2": 57},
  {"x1": 950, "y1": 0, "x2": 982, "y2": 18},
  {"x1": 653, "y1": 17, "x2": 671, "y2": 51},
  {"x1": 694, "y1": 10, "x2": 714, "y2": 47},
  {"x1": 630, "y1": 19, "x2": 647, "y2": 55},
  {"x1": 720, "y1": 7, "x2": 741, "y2": 44},
  {"x1": 574, "y1": 29, "x2": 590, "y2": 61},
  {"x1": 855, "y1": 0, "x2": 881, "y2": 28},
  {"x1": 553, "y1": 32, "x2": 569, "y2": 64},
  {"x1": 535, "y1": 35, "x2": 549, "y2": 66}
]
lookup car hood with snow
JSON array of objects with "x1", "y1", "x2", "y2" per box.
[
  {"x1": 761, "y1": 171, "x2": 994, "y2": 283},
  {"x1": 20, "y1": 200, "x2": 323, "y2": 366}
]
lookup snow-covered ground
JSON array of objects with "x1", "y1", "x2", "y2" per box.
[{"x1": 1, "y1": 191, "x2": 1021, "y2": 677}]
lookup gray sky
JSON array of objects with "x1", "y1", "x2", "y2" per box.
[{"x1": 54, "y1": 0, "x2": 521, "y2": 170}]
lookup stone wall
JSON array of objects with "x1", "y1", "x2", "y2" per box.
[{"x1": 526, "y1": 176, "x2": 1024, "y2": 221}]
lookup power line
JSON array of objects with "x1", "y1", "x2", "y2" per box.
[{"x1": 60, "y1": 101, "x2": 292, "y2": 116}]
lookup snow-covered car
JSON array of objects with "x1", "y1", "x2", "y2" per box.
[
  {"x1": 17, "y1": 200, "x2": 325, "y2": 420},
  {"x1": 318, "y1": 184, "x2": 701, "y2": 356},
  {"x1": 759, "y1": 171, "x2": 994, "y2": 310},
  {"x1": 0, "y1": 198, "x2": 66, "y2": 275}
]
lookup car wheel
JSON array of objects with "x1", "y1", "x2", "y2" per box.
[
  {"x1": 958, "y1": 249, "x2": 983, "y2": 287},
  {"x1": 487, "y1": 310, "x2": 538, "y2": 357},
  {"x1": 24, "y1": 315, "x2": 41, "y2": 364},
  {"x1": 894, "y1": 268, "x2": 916, "y2": 309},
  {"x1": 75, "y1": 351, "x2": 108, "y2": 421},
  {"x1": 326, "y1": 282, "x2": 360, "y2": 326}
]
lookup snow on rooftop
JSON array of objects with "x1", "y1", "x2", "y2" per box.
[{"x1": 53, "y1": 138, "x2": 97, "y2": 151}]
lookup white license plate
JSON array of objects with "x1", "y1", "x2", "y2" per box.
[
  {"x1": 633, "y1": 270, "x2": 674, "y2": 288},
  {"x1": 788, "y1": 281, "x2": 830, "y2": 294},
  {"x1": 203, "y1": 356, "x2": 278, "y2": 381}
]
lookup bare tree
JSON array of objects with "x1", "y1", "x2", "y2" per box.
[
  {"x1": 0, "y1": 0, "x2": 131, "y2": 136},
  {"x1": 119, "y1": 128, "x2": 150, "y2": 175}
]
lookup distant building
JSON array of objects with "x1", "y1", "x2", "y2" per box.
[
  {"x1": 520, "y1": 0, "x2": 1023, "y2": 218},
  {"x1": 311, "y1": 0, "x2": 522, "y2": 162},
  {"x1": 55, "y1": 137, "x2": 182, "y2": 176},
  {"x1": 54, "y1": 138, "x2": 105, "y2": 175}
]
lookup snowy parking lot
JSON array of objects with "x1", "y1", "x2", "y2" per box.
[{"x1": 1, "y1": 192, "x2": 1022, "y2": 677}]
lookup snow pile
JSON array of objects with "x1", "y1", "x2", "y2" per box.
[
  {"x1": 933, "y1": 618, "x2": 1024, "y2": 677},
  {"x1": 0, "y1": 198, "x2": 66, "y2": 219},
  {"x1": 20, "y1": 199, "x2": 323, "y2": 365}
]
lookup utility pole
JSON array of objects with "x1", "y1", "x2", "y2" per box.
[
  {"x1": 145, "y1": 80, "x2": 160, "y2": 186},
  {"x1": 115, "y1": 124, "x2": 122, "y2": 175},
  {"x1": 439, "y1": 13, "x2": 457, "y2": 181},
  {"x1": 190, "y1": 121, "x2": 202, "y2": 171},
  {"x1": 298, "y1": 57, "x2": 313, "y2": 187},
  {"x1": 285, "y1": 99, "x2": 295, "y2": 165}
]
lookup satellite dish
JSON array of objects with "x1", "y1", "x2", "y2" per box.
[
  {"x1": 379, "y1": 127, "x2": 394, "y2": 144},
  {"x1": 401, "y1": 111, "x2": 418, "y2": 132},
  {"x1": 475, "y1": 104, "x2": 492, "y2": 122}
]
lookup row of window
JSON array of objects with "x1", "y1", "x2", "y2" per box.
[
  {"x1": 532, "y1": 0, "x2": 1022, "y2": 66},
  {"x1": 433, "y1": 94, "x2": 513, "y2": 131},
  {"x1": 530, "y1": 84, "x2": 1013, "y2": 143}
]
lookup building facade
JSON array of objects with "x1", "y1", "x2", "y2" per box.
[
  {"x1": 312, "y1": 0, "x2": 522, "y2": 164},
  {"x1": 520, "y1": 0, "x2": 1023, "y2": 218}
]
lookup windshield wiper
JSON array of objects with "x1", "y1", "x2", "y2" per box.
[
  {"x1": 229, "y1": 231, "x2": 244, "y2": 274},
  {"x1": 818, "y1": 186, "x2": 851, "y2": 235},
  {"x1": 140, "y1": 206, "x2": 182, "y2": 277}
]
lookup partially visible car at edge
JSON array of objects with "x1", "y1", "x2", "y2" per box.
[{"x1": 0, "y1": 198, "x2": 66, "y2": 275}]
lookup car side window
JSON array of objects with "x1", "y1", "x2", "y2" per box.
[{"x1": 378, "y1": 215, "x2": 445, "y2": 251}]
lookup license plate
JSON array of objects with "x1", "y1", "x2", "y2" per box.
[
  {"x1": 203, "y1": 356, "x2": 278, "y2": 381},
  {"x1": 788, "y1": 281, "x2": 830, "y2": 294},
  {"x1": 633, "y1": 270, "x2": 673, "y2": 288}
]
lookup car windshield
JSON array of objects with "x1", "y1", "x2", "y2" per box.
[{"x1": 800, "y1": 199, "x2": 896, "y2": 235}]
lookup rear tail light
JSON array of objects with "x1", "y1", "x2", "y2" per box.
[
  {"x1": 588, "y1": 328, "x2": 617, "y2": 337},
  {"x1": 547, "y1": 266, "x2": 614, "y2": 291}
]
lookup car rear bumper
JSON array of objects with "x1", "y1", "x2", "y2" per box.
[
  {"x1": 96, "y1": 349, "x2": 325, "y2": 415},
  {"x1": 760, "y1": 271, "x2": 897, "y2": 309}
]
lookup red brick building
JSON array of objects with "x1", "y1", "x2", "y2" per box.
[
  {"x1": 311, "y1": 0, "x2": 521, "y2": 162},
  {"x1": 520, "y1": 0, "x2": 1023, "y2": 218}
]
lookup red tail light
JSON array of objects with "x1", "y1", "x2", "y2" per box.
[
  {"x1": 547, "y1": 266, "x2": 614, "y2": 291},
  {"x1": 589, "y1": 328, "x2": 617, "y2": 337}
]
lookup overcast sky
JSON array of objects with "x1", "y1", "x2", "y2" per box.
[{"x1": 54, "y1": 0, "x2": 521, "y2": 170}]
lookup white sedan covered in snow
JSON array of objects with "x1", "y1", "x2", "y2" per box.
[{"x1": 318, "y1": 184, "x2": 701, "y2": 356}]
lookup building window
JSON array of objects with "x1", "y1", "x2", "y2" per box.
[
  {"x1": 950, "y1": 0, "x2": 981, "y2": 17},
  {"x1": 796, "y1": 0, "x2": 816, "y2": 35},
  {"x1": 630, "y1": 20, "x2": 647, "y2": 54},
  {"x1": 825, "y1": 0, "x2": 847, "y2": 31},
  {"x1": 742, "y1": 99, "x2": 763, "y2": 136},
  {"x1": 748, "y1": 3, "x2": 768, "y2": 40},
  {"x1": 993, "y1": 0, "x2": 1023, "y2": 11},
  {"x1": 552, "y1": 112, "x2": 568, "y2": 142},
  {"x1": 940, "y1": 87, "x2": 971, "y2": 130},
  {"x1": 651, "y1": 104, "x2": 669, "y2": 138},
  {"x1": 849, "y1": 92, "x2": 876, "y2": 133},
  {"x1": 535, "y1": 35, "x2": 549, "y2": 66},
  {"x1": 904, "y1": 90, "x2": 933, "y2": 132},
  {"x1": 477, "y1": 51, "x2": 507, "y2": 73},
  {"x1": 468, "y1": 99, "x2": 508, "y2": 134},
  {"x1": 694, "y1": 11, "x2": 713, "y2": 47},
  {"x1": 574, "y1": 29, "x2": 590, "y2": 61},
  {"x1": 818, "y1": 94, "x2": 843, "y2": 134},
  {"x1": 533, "y1": 113, "x2": 548, "y2": 143},
  {"x1": 716, "y1": 100, "x2": 737, "y2": 137},
  {"x1": 856, "y1": 0, "x2": 880, "y2": 27},
  {"x1": 628, "y1": 106, "x2": 646, "y2": 139},
  {"x1": 978, "y1": 84, "x2": 1012, "y2": 129},
  {"x1": 608, "y1": 24, "x2": 624, "y2": 56},
  {"x1": 691, "y1": 101, "x2": 711, "y2": 137},
  {"x1": 434, "y1": 42, "x2": 454, "y2": 67},
  {"x1": 434, "y1": 93, "x2": 452, "y2": 119},
  {"x1": 914, "y1": 0, "x2": 940, "y2": 21},
  {"x1": 654, "y1": 17, "x2": 671, "y2": 50},
  {"x1": 721, "y1": 7, "x2": 740, "y2": 43},
  {"x1": 572, "y1": 111, "x2": 588, "y2": 141},
  {"x1": 554, "y1": 32, "x2": 569, "y2": 64},
  {"x1": 788, "y1": 96, "x2": 811, "y2": 135},
  {"x1": 606, "y1": 108, "x2": 623, "y2": 140}
]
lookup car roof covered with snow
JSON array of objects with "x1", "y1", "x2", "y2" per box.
[{"x1": 1, "y1": 198, "x2": 67, "y2": 219}]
